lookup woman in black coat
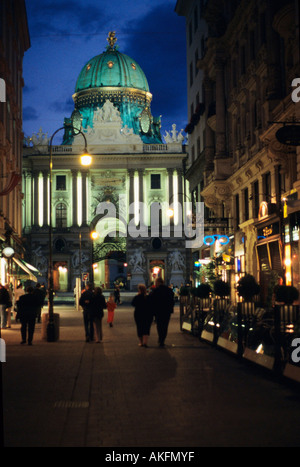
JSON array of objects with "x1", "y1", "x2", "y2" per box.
[
  {"x1": 132, "y1": 284, "x2": 153, "y2": 347},
  {"x1": 92, "y1": 287, "x2": 106, "y2": 342}
]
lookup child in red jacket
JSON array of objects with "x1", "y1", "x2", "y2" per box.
[{"x1": 107, "y1": 293, "x2": 116, "y2": 327}]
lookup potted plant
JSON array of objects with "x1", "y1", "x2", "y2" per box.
[
  {"x1": 274, "y1": 285, "x2": 299, "y2": 305},
  {"x1": 237, "y1": 274, "x2": 260, "y2": 302},
  {"x1": 194, "y1": 283, "x2": 212, "y2": 298},
  {"x1": 213, "y1": 279, "x2": 230, "y2": 298}
]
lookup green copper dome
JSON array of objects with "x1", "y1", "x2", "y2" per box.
[
  {"x1": 75, "y1": 38, "x2": 149, "y2": 93},
  {"x1": 63, "y1": 32, "x2": 162, "y2": 145}
]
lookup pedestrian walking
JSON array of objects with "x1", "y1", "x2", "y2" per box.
[
  {"x1": 92, "y1": 287, "x2": 106, "y2": 342},
  {"x1": 5, "y1": 284, "x2": 13, "y2": 328},
  {"x1": 107, "y1": 293, "x2": 116, "y2": 327},
  {"x1": 14, "y1": 283, "x2": 25, "y2": 321},
  {"x1": 132, "y1": 283, "x2": 153, "y2": 347},
  {"x1": 0, "y1": 283, "x2": 10, "y2": 329},
  {"x1": 33, "y1": 283, "x2": 46, "y2": 323},
  {"x1": 16, "y1": 286, "x2": 40, "y2": 345},
  {"x1": 79, "y1": 282, "x2": 95, "y2": 342},
  {"x1": 148, "y1": 277, "x2": 174, "y2": 347},
  {"x1": 114, "y1": 285, "x2": 121, "y2": 305}
]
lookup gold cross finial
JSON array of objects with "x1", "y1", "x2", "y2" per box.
[{"x1": 107, "y1": 31, "x2": 117, "y2": 49}]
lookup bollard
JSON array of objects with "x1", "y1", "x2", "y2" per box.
[{"x1": 237, "y1": 302, "x2": 243, "y2": 359}]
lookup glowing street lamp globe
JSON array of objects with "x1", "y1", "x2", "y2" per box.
[{"x1": 80, "y1": 153, "x2": 93, "y2": 166}]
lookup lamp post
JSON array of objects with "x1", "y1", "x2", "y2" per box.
[{"x1": 47, "y1": 126, "x2": 91, "y2": 341}]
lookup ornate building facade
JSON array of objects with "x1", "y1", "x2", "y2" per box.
[
  {"x1": 177, "y1": 0, "x2": 300, "y2": 302},
  {"x1": 0, "y1": 0, "x2": 31, "y2": 285},
  {"x1": 23, "y1": 34, "x2": 189, "y2": 292}
]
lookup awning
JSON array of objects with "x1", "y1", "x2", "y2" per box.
[
  {"x1": 12, "y1": 257, "x2": 38, "y2": 282},
  {"x1": 21, "y1": 260, "x2": 40, "y2": 275}
]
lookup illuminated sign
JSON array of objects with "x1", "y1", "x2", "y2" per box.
[
  {"x1": 203, "y1": 235, "x2": 230, "y2": 246},
  {"x1": 258, "y1": 201, "x2": 268, "y2": 220},
  {"x1": 263, "y1": 226, "x2": 273, "y2": 237}
]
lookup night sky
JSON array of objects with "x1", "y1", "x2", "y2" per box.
[{"x1": 22, "y1": 0, "x2": 187, "y2": 145}]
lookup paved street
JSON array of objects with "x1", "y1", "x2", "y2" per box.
[{"x1": 1, "y1": 302, "x2": 300, "y2": 448}]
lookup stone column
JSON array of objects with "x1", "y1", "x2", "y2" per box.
[
  {"x1": 33, "y1": 170, "x2": 39, "y2": 227},
  {"x1": 177, "y1": 168, "x2": 183, "y2": 208},
  {"x1": 128, "y1": 169, "x2": 135, "y2": 223},
  {"x1": 42, "y1": 170, "x2": 48, "y2": 227},
  {"x1": 138, "y1": 169, "x2": 144, "y2": 225},
  {"x1": 177, "y1": 168, "x2": 184, "y2": 230},
  {"x1": 81, "y1": 170, "x2": 88, "y2": 226},
  {"x1": 168, "y1": 168, "x2": 173, "y2": 203},
  {"x1": 167, "y1": 168, "x2": 174, "y2": 228},
  {"x1": 72, "y1": 170, "x2": 78, "y2": 226}
]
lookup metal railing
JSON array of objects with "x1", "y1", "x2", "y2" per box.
[{"x1": 179, "y1": 295, "x2": 300, "y2": 382}]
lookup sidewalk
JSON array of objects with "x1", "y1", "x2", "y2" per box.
[{"x1": 2, "y1": 303, "x2": 300, "y2": 447}]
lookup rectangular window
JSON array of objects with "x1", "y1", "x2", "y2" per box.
[
  {"x1": 189, "y1": 21, "x2": 192, "y2": 45},
  {"x1": 190, "y1": 61, "x2": 193, "y2": 87},
  {"x1": 56, "y1": 203, "x2": 67, "y2": 228},
  {"x1": 195, "y1": 49, "x2": 199, "y2": 75},
  {"x1": 235, "y1": 194, "x2": 240, "y2": 229},
  {"x1": 263, "y1": 171, "x2": 271, "y2": 202},
  {"x1": 194, "y1": 6, "x2": 198, "y2": 32},
  {"x1": 56, "y1": 175, "x2": 66, "y2": 191},
  {"x1": 253, "y1": 180, "x2": 259, "y2": 218},
  {"x1": 244, "y1": 188, "x2": 249, "y2": 221},
  {"x1": 151, "y1": 174, "x2": 161, "y2": 190}
]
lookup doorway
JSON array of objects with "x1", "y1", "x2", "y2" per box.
[
  {"x1": 149, "y1": 259, "x2": 165, "y2": 285},
  {"x1": 53, "y1": 261, "x2": 68, "y2": 292}
]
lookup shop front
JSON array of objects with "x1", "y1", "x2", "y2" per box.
[
  {"x1": 282, "y1": 197, "x2": 300, "y2": 289},
  {"x1": 255, "y1": 202, "x2": 283, "y2": 305}
]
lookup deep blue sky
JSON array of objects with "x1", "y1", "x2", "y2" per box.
[{"x1": 23, "y1": 0, "x2": 187, "y2": 145}]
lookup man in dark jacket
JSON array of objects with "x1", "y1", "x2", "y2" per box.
[
  {"x1": 33, "y1": 283, "x2": 46, "y2": 323},
  {"x1": 148, "y1": 277, "x2": 174, "y2": 347},
  {"x1": 17, "y1": 286, "x2": 40, "y2": 345},
  {"x1": 79, "y1": 283, "x2": 95, "y2": 342}
]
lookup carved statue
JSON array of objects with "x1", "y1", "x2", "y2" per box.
[
  {"x1": 71, "y1": 249, "x2": 89, "y2": 269},
  {"x1": 129, "y1": 248, "x2": 145, "y2": 273},
  {"x1": 31, "y1": 128, "x2": 50, "y2": 146},
  {"x1": 95, "y1": 100, "x2": 121, "y2": 123},
  {"x1": 32, "y1": 246, "x2": 48, "y2": 274},
  {"x1": 168, "y1": 250, "x2": 185, "y2": 272},
  {"x1": 164, "y1": 124, "x2": 185, "y2": 143}
]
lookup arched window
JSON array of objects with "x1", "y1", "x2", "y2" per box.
[{"x1": 56, "y1": 203, "x2": 67, "y2": 228}]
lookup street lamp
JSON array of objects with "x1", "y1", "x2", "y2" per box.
[{"x1": 47, "y1": 126, "x2": 91, "y2": 342}]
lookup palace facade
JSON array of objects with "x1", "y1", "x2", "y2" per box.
[{"x1": 22, "y1": 33, "x2": 189, "y2": 292}]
